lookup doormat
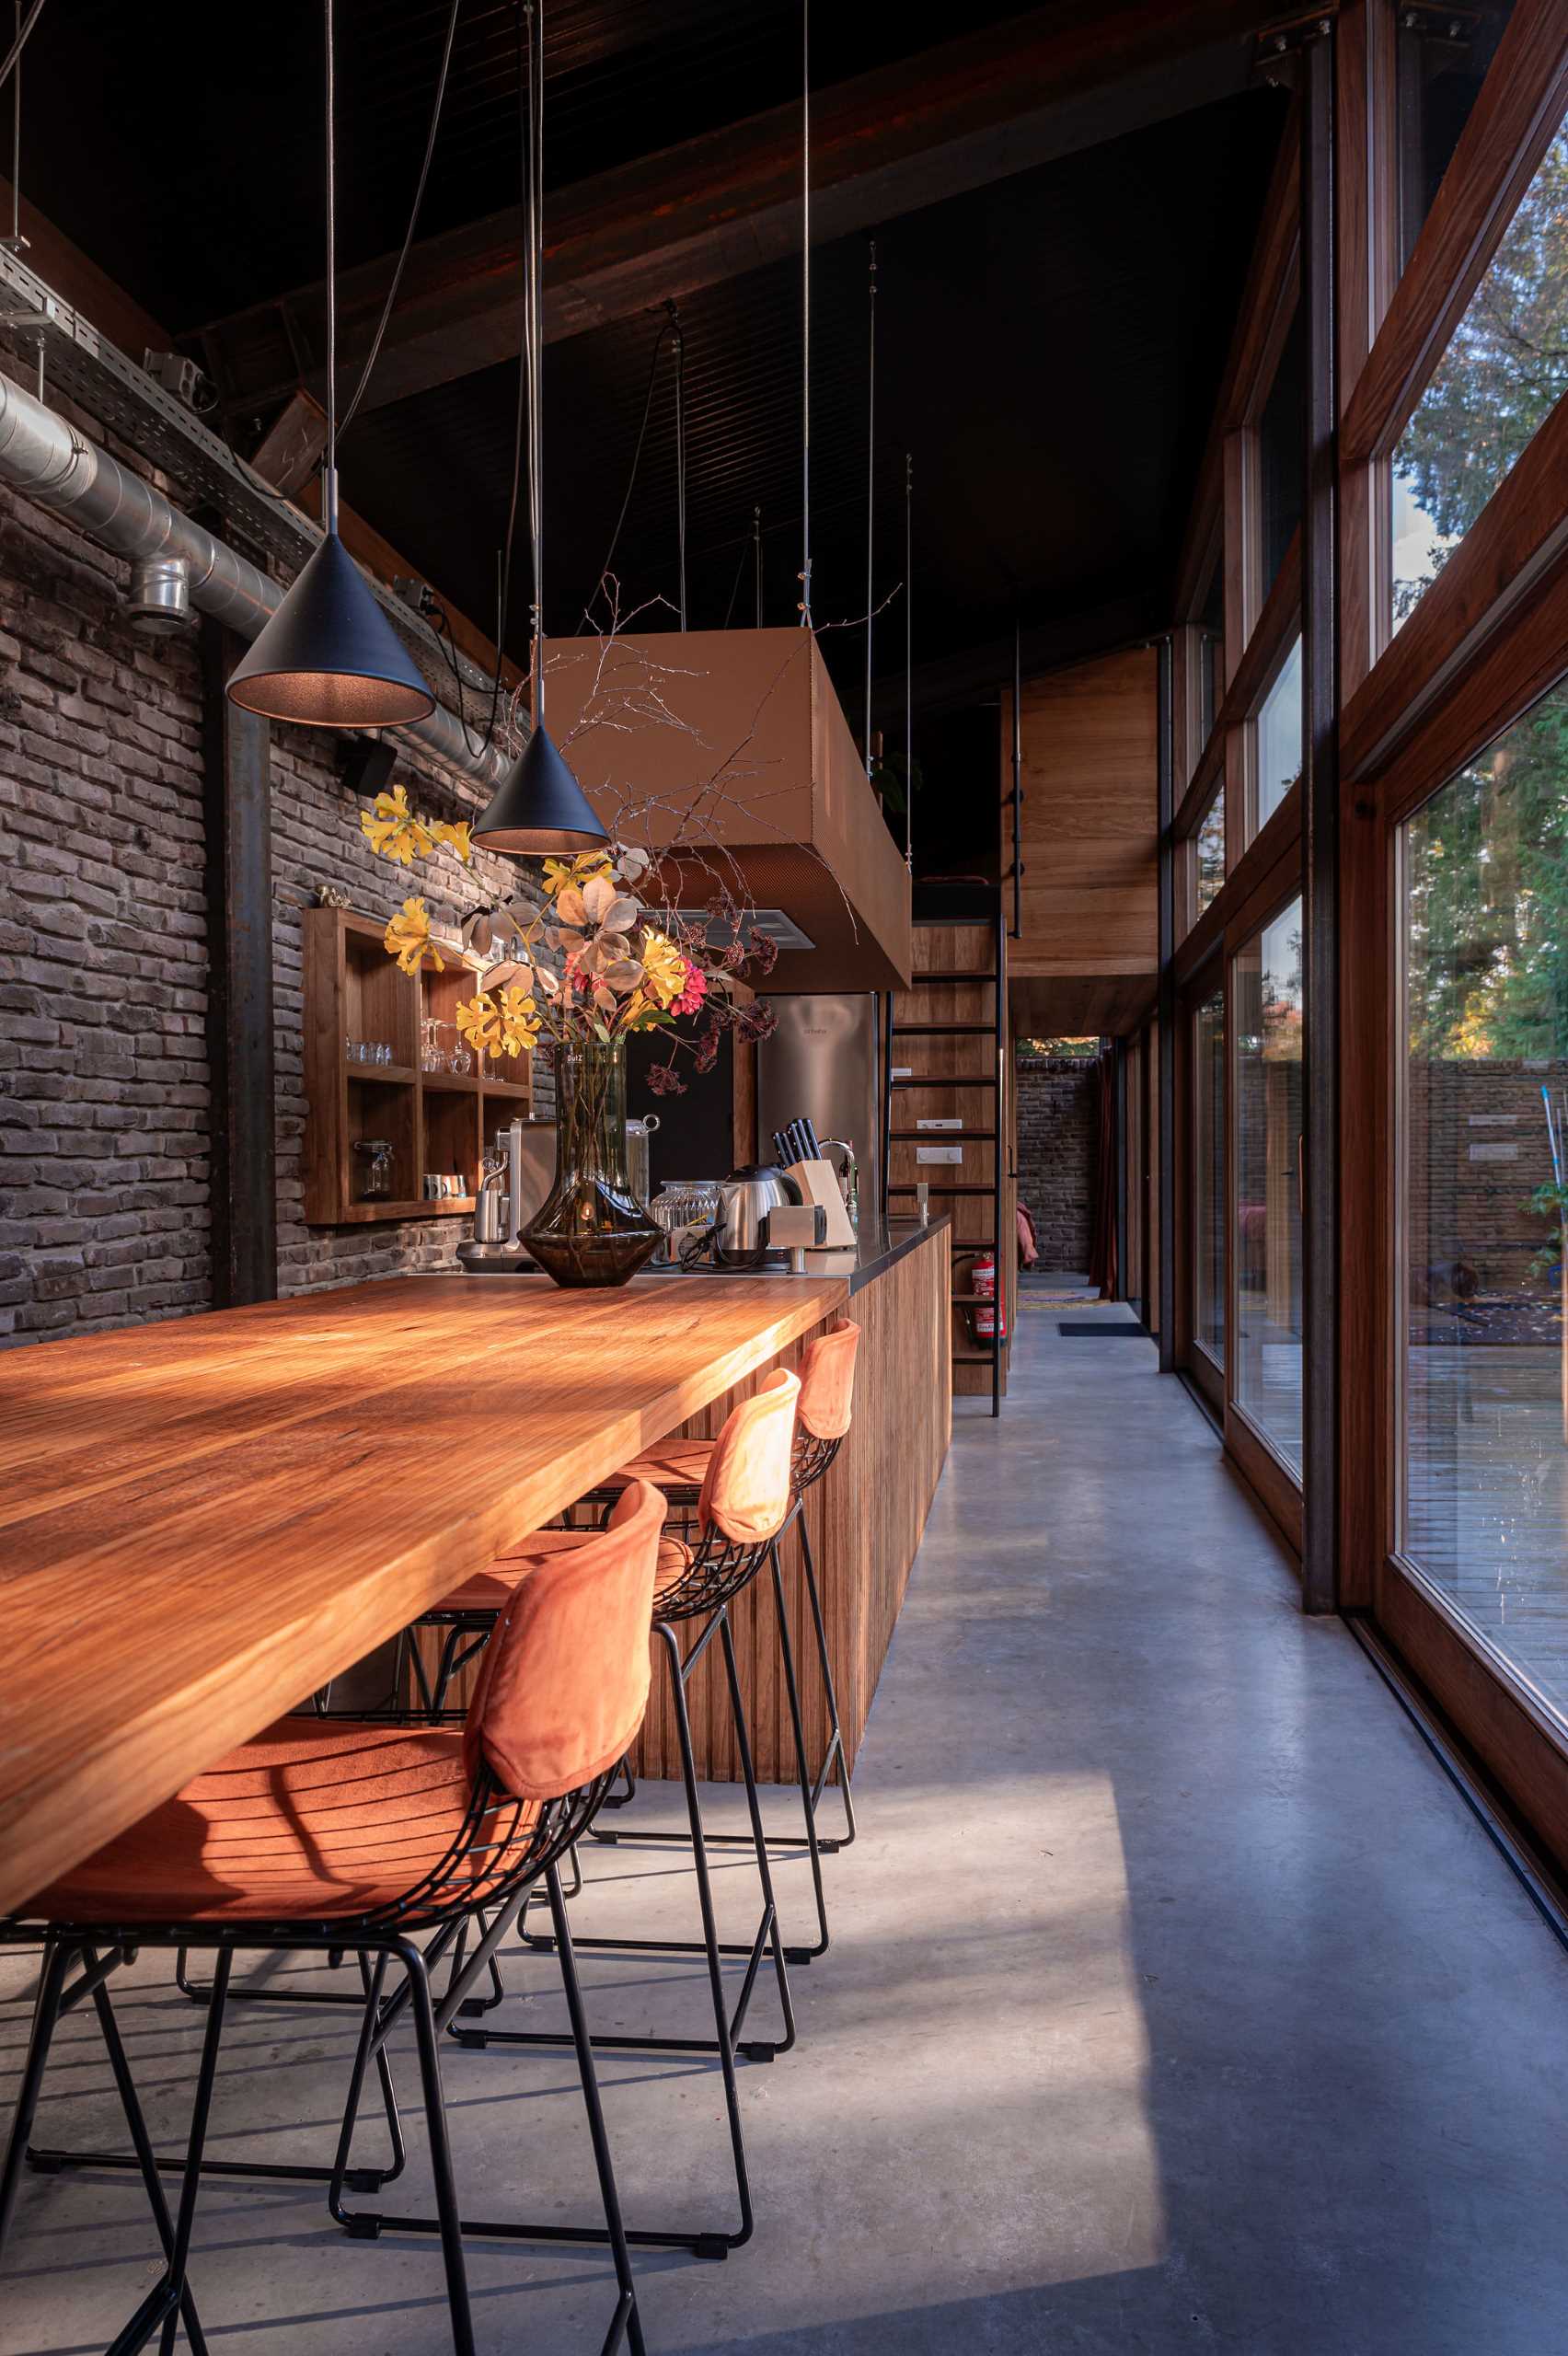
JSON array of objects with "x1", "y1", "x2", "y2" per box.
[
  {"x1": 1057, "y1": 1322, "x2": 1150, "y2": 1337},
  {"x1": 1022, "y1": 1289, "x2": 1100, "y2": 1307}
]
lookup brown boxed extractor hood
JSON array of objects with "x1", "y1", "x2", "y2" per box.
[{"x1": 541, "y1": 628, "x2": 913, "y2": 991}]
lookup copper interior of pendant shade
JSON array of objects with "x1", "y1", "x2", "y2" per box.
[
  {"x1": 225, "y1": 671, "x2": 438, "y2": 727},
  {"x1": 470, "y1": 823, "x2": 608, "y2": 854}
]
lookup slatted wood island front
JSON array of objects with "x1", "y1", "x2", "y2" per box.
[{"x1": 0, "y1": 1232, "x2": 950, "y2": 1916}]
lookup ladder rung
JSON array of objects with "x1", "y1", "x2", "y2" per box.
[
  {"x1": 890, "y1": 1129, "x2": 997, "y2": 1141},
  {"x1": 912, "y1": 969, "x2": 997, "y2": 984},
  {"x1": 891, "y1": 1076, "x2": 998, "y2": 1087},
  {"x1": 892, "y1": 1022, "x2": 994, "y2": 1035}
]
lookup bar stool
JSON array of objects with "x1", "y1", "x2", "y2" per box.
[
  {"x1": 421, "y1": 1366, "x2": 802, "y2": 2254},
  {"x1": 0, "y1": 1483, "x2": 670, "y2": 2356},
  {"x1": 583, "y1": 1316, "x2": 861, "y2": 1959}
]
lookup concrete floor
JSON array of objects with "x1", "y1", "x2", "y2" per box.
[{"x1": 6, "y1": 1298, "x2": 1568, "y2": 2354}]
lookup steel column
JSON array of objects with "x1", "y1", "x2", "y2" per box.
[
  {"x1": 202, "y1": 618, "x2": 278, "y2": 1308},
  {"x1": 1301, "y1": 23, "x2": 1341, "y2": 1613}
]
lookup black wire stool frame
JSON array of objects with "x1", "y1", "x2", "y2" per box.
[
  {"x1": 0, "y1": 1759, "x2": 693, "y2": 2356},
  {"x1": 575, "y1": 1429, "x2": 858, "y2": 1962},
  {"x1": 436, "y1": 1520, "x2": 800, "y2": 2258}
]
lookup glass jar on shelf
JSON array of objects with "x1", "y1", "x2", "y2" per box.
[{"x1": 353, "y1": 1138, "x2": 395, "y2": 1200}]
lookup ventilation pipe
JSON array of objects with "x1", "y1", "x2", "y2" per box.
[{"x1": 0, "y1": 366, "x2": 509, "y2": 787}]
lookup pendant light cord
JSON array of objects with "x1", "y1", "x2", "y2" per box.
[
  {"x1": 0, "y1": 0, "x2": 45, "y2": 99},
  {"x1": 8, "y1": 0, "x2": 22, "y2": 249},
  {"x1": 338, "y1": 0, "x2": 462, "y2": 441},
  {"x1": 864, "y1": 237, "x2": 876, "y2": 767},
  {"x1": 799, "y1": 0, "x2": 812, "y2": 630},
  {"x1": 323, "y1": 0, "x2": 339, "y2": 532},
  {"x1": 525, "y1": 0, "x2": 545, "y2": 726},
  {"x1": 905, "y1": 449, "x2": 913, "y2": 872},
  {"x1": 672, "y1": 300, "x2": 687, "y2": 628}
]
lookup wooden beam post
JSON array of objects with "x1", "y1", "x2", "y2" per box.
[
  {"x1": 1301, "y1": 23, "x2": 1340, "y2": 1613},
  {"x1": 1157, "y1": 633, "x2": 1178, "y2": 1370},
  {"x1": 202, "y1": 620, "x2": 278, "y2": 1309}
]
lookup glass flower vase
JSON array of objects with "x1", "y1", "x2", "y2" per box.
[{"x1": 522, "y1": 1035, "x2": 660, "y2": 1288}]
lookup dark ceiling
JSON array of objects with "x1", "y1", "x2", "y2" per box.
[{"x1": 13, "y1": 1, "x2": 1288, "y2": 719}]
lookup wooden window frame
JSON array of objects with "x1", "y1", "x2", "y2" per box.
[
  {"x1": 1225, "y1": 852, "x2": 1310, "y2": 1549},
  {"x1": 1333, "y1": 0, "x2": 1568, "y2": 1862}
]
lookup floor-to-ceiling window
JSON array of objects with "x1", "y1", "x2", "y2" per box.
[
  {"x1": 1193, "y1": 984, "x2": 1227, "y2": 1374},
  {"x1": 1399, "y1": 688, "x2": 1568, "y2": 1723},
  {"x1": 1234, "y1": 898, "x2": 1305, "y2": 1474}
]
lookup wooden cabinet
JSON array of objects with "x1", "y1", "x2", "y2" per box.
[{"x1": 303, "y1": 907, "x2": 533, "y2": 1226}]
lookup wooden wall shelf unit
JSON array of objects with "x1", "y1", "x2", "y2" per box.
[{"x1": 304, "y1": 906, "x2": 534, "y2": 1226}]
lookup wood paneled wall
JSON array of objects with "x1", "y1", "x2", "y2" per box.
[{"x1": 1003, "y1": 645, "x2": 1160, "y2": 1037}]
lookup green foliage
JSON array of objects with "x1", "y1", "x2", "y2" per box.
[
  {"x1": 1398, "y1": 135, "x2": 1568, "y2": 572},
  {"x1": 1399, "y1": 135, "x2": 1568, "y2": 1061},
  {"x1": 1406, "y1": 688, "x2": 1568, "y2": 1058}
]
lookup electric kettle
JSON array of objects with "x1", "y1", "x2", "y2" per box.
[{"x1": 712, "y1": 1164, "x2": 801, "y2": 1265}]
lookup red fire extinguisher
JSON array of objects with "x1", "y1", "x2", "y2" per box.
[{"x1": 970, "y1": 1252, "x2": 1006, "y2": 1345}]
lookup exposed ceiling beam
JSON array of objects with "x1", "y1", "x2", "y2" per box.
[{"x1": 195, "y1": 0, "x2": 1285, "y2": 420}]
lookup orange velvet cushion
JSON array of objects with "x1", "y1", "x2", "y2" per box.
[
  {"x1": 696, "y1": 1367, "x2": 801, "y2": 1544},
  {"x1": 31, "y1": 1720, "x2": 509, "y2": 1925},
  {"x1": 798, "y1": 1316, "x2": 859, "y2": 1440},
  {"x1": 463, "y1": 1480, "x2": 666, "y2": 1802}
]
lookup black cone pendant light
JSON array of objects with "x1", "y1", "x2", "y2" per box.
[
  {"x1": 226, "y1": 0, "x2": 435, "y2": 731},
  {"x1": 472, "y1": 0, "x2": 606, "y2": 857}
]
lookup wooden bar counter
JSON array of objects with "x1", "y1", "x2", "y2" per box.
[{"x1": 0, "y1": 1227, "x2": 950, "y2": 1916}]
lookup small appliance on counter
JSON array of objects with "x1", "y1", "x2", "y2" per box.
[{"x1": 455, "y1": 1115, "x2": 557, "y2": 1276}]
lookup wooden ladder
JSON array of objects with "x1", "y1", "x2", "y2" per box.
[{"x1": 882, "y1": 908, "x2": 1009, "y2": 1414}]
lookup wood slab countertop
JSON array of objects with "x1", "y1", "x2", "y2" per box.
[{"x1": 0, "y1": 1273, "x2": 846, "y2": 1917}]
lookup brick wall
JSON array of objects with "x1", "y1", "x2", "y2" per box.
[
  {"x1": 1406, "y1": 1057, "x2": 1566, "y2": 1296},
  {"x1": 0, "y1": 397, "x2": 539, "y2": 1345},
  {"x1": 1015, "y1": 1048, "x2": 1098, "y2": 1271}
]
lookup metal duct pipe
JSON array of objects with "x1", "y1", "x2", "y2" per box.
[{"x1": 0, "y1": 366, "x2": 509, "y2": 787}]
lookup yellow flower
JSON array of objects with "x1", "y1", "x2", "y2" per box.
[
  {"x1": 432, "y1": 818, "x2": 473, "y2": 865},
  {"x1": 640, "y1": 928, "x2": 686, "y2": 1010},
  {"x1": 495, "y1": 985, "x2": 541, "y2": 1057},
  {"x1": 385, "y1": 897, "x2": 444, "y2": 975},
  {"x1": 361, "y1": 782, "x2": 432, "y2": 866},
  {"x1": 543, "y1": 849, "x2": 613, "y2": 899},
  {"x1": 456, "y1": 992, "x2": 502, "y2": 1054}
]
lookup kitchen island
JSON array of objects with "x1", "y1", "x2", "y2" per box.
[{"x1": 0, "y1": 1224, "x2": 949, "y2": 1913}]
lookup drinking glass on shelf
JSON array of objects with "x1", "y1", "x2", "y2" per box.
[
  {"x1": 375, "y1": 1042, "x2": 392, "y2": 1067},
  {"x1": 421, "y1": 1018, "x2": 442, "y2": 1073}
]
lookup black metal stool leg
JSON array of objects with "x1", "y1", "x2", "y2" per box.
[
  {"x1": 0, "y1": 1940, "x2": 71, "y2": 2253},
  {"x1": 400, "y1": 1939, "x2": 478, "y2": 2356},
  {"x1": 40, "y1": 1944, "x2": 405, "y2": 2196},
  {"x1": 450, "y1": 1623, "x2": 755, "y2": 2252},
  {"x1": 718, "y1": 1610, "x2": 797, "y2": 2057},
  {"x1": 89, "y1": 1966, "x2": 212, "y2": 2356},
  {"x1": 799, "y1": 1513, "x2": 857, "y2": 1847},
  {"x1": 768, "y1": 1539, "x2": 832, "y2": 1956},
  {"x1": 148, "y1": 1945, "x2": 231, "y2": 2356},
  {"x1": 547, "y1": 1862, "x2": 646, "y2": 2356}
]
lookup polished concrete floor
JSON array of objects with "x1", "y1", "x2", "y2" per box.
[{"x1": 6, "y1": 1298, "x2": 1568, "y2": 2353}]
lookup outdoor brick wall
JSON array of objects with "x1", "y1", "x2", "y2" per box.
[
  {"x1": 1406, "y1": 1057, "x2": 1567, "y2": 1298},
  {"x1": 0, "y1": 396, "x2": 541, "y2": 1345},
  {"x1": 1015, "y1": 1048, "x2": 1098, "y2": 1271}
]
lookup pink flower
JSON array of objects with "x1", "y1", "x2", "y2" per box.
[{"x1": 671, "y1": 962, "x2": 708, "y2": 1017}]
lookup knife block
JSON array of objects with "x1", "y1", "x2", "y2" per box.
[{"x1": 784, "y1": 1157, "x2": 858, "y2": 1249}]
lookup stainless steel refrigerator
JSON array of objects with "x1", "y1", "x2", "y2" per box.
[{"x1": 756, "y1": 994, "x2": 882, "y2": 1212}]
